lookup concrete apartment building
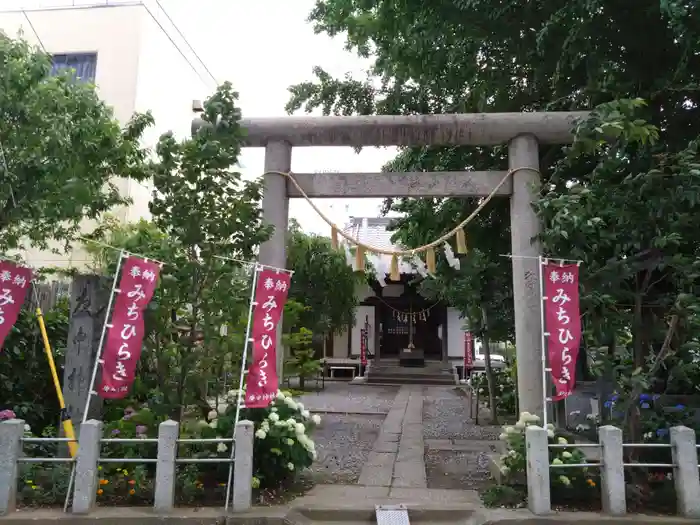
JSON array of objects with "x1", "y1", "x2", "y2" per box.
[{"x1": 0, "y1": 1, "x2": 213, "y2": 268}]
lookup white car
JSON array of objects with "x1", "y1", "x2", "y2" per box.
[{"x1": 472, "y1": 353, "x2": 507, "y2": 369}]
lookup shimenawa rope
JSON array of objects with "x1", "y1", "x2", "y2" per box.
[{"x1": 266, "y1": 166, "x2": 538, "y2": 278}]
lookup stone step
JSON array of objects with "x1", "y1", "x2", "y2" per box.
[{"x1": 367, "y1": 375, "x2": 455, "y2": 386}]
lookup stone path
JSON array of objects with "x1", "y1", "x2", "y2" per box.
[
  {"x1": 358, "y1": 385, "x2": 427, "y2": 488},
  {"x1": 298, "y1": 383, "x2": 499, "y2": 492}
]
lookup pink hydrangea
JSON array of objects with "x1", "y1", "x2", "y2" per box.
[{"x1": 0, "y1": 409, "x2": 17, "y2": 421}]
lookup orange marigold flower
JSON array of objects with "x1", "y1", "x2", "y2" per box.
[
  {"x1": 97, "y1": 489, "x2": 104, "y2": 495},
  {"x1": 99, "y1": 479, "x2": 109, "y2": 486},
  {"x1": 586, "y1": 479, "x2": 596, "y2": 487},
  {"x1": 129, "y1": 489, "x2": 136, "y2": 495}
]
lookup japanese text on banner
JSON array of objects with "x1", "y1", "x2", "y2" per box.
[
  {"x1": 245, "y1": 268, "x2": 292, "y2": 408},
  {"x1": 360, "y1": 328, "x2": 367, "y2": 366},
  {"x1": 98, "y1": 256, "x2": 160, "y2": 399},
  {"x1": 543, "y1": 263, "x2": 582, "y2": 401},
  {"x1": 0, "y1": 261, "x2": 32, "y2": 351},
  {"x1": 464, "y1": 332, "x2": 474, "y2": 370}
]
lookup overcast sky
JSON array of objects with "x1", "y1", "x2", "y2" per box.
[{"x1": 7, "y1": 0, "x2": 399, "y2": 235}]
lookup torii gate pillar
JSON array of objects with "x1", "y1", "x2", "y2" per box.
[
  {"x1": 259, "y1": 141, "x2": 292, "y2": 381},
  {"x1": 508, "y1": 134, "x2": 545, "y2": 420}
]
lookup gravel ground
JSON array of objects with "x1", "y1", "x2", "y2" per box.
[
  {"x1": 425, "y1": 450, "x2": 493, "y2": 490},
  {"x1": 297, "y1": 383, "x2": 399, "y2": 415},
  {"x1": 423, "y1": 386, "x2": 500, "y2": 490},
  {"x1": 422, "y1": 386, "x2": 501, "y2": 440},
  {"x1": 301, "y1": 413, "x2": 384, "y2": 484}
]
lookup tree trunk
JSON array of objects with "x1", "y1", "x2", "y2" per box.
[{"x1": 481, "y1": 305, "x2": 499, "y2": 425}]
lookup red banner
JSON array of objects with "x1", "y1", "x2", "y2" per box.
[
  {"x1": 360, "y1": 328, "x2": 367, "y2": 366},
  {"x1": 464, "y1": 331, "x2": 474, "y2": 370},
  {"x1": 245, "y1": 268, "x2": 292, "y2": 408},
  {"x1": 0, "y1": 261, "x2": 32, "y2": 350},
  {"x1": 99, "y1": 256, "x2": 160, "y2": 399},
  {"x1": 543, "y1": 262, "x2": 581, "y2": 401}
]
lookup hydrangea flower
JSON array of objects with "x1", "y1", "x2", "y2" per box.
[{"x1": 0, "y1": 409, "x2": 17, "y2": 421}]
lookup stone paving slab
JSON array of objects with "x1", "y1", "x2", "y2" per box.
[
  {"x1": 295, "y1": 483, "x2": 481, "y2": 508},
  {"x1": 356, "y1": 385, "x2": 430, "y2": 491}
]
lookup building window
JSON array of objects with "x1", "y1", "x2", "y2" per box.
[{"x1": 50, "y1": 53, "x2": 97, "y2": 83}]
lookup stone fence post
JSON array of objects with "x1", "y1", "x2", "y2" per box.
[
  {"x1": 0, "y1": 420, "x2": 24, "y2": 515},
  {"x1": 599, "y1": 425, "x2": 625, "y2": 515},
  {"x1": 670, "y1": 425, "x2": 700, "y2": 518},
  {"x1": 525, "y1": 425, "x2": 551, "y2": 515},
  {"x1": 154, "y1": 420, "x2": 179, "y2": 513},
  {"x1": 72, "y1": 420, "x2": 102, "y2": 514},
  {"x1": 232, "y1": 420, "x2": 254, "y2": 511}
]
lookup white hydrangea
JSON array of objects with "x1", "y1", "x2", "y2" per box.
[
  {"x1": 295, "y1": 423, "x2": 306, "y2": 435},
  {"x1": 276, "y1": 391, "x2": 285, "y2": 400},
  {"x1": 562, "y1": 451, "x2": 572, "y2": 459},
  {"x1": 255, "y1": 429, "x2": 267, "y2": 440},
  {"x1": 559, "y1": 475, "x2": 571, "y2": 486},
  {"x1": 298, "y1": 434, "x2": 315, "y2": 453},
  {"x1": 311, "y1": 414, "x2": 321, "y2": 425},
  {"x1": 207, "y1": 410, "x2": 218, "y2": 421},
  {"x1": 499, "y1": 433, "x2": 508, "y2": 441},
  {"x1": 217, "y1": 404, "x2": 227, "y2": 416},
  {"x1": 287, "y1": 462, "x2": 295, "y2": 471},
  {"x1": 547, "y1": 429, "x2": 555, "y2": 438},
  {"x1": 217, "y1": 442, "x2": 227, "y2": 453},
  {"x1": 269, "y1": 412, "x2": 279, "y2": 422},
  {"x1": 286, "y1": 438, "x2": 295, "y2": 446},
  {"x1": 284, "y1": 398, "x2": 298, "y2": 410},
  {"x1": 301, "y1": 409, "x2": 310, "y2": 419},
  {"x1": 505, "y1": 426, "x2": 516, "y2": 434},
  {"x1": 296, "y1": 402, "x2": 305, "y2": 411},
  {"x1": 209, "y1": 420, "x2": 218, "y2": 429},
  {"x1": 558, "y1": 437, "x2": 568, "y2": 445}
]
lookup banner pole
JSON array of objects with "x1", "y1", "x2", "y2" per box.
[
  {"x1": 224, "y1": 263, "x2": 261, "y2": 512},
  {"x1": 538, "y1": 255, "x2": 549, "y2": 428},
  {"x1": 82, "y1": 249, "x2": 126, "y2": 424},
  {"x1": 63, "y1": 249, "x2": 125, "y2": 512}
]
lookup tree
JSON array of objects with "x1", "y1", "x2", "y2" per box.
[
  {"x1": 286, "y1": 220, "x2": 360, "y2": 337},
  {"x1": 287, "y1": 0, "x2": 700, "y2": 435},
  {"x1": 0, "y1": 36, "x2": 152, "y2": 252},
  {"x1": 86, "y1": 83, "x2": 270, "y2": 419}
]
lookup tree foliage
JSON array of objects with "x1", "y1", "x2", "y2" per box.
[
  {"x1": 288, "y1": 0, "x2": 700, "y2": 428},
  {"x1": 0, "y1": 36, "x2": 152, "y2": 252},
  {"x1": 286, "y1": 220, "x2": 360, "y2": 335},
  {"x1": 86, "y1": 83, "x2": 270, "y2": 419}
]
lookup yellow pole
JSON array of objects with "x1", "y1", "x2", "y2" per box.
[{"x1": 36, "y1": 306, "x2": 78, "y2": 458}]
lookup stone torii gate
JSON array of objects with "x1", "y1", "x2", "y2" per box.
[{"x1": 193, "y1": 111, "x2": 586, "y2": 420}]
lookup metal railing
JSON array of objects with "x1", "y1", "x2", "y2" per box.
[
  {"x1": 525, "y1": 424, "x2": 700, "y2": 518},
  {"x1": 0, "y1": 418, "x2": 255, "y2": 517}
]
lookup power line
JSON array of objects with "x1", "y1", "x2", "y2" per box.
[
  {"x1": 154, "y1": 0, "x2": 218, "y2": 87},
  {"x1": 21, "y1": 11, "x2": 46, "y2": 52},
  {"x1": 3, "y1": 1, "x2": 218, "y2": 92},
  {"x1": 140, "y1": 2, "x2": 217, "y2": 91}
]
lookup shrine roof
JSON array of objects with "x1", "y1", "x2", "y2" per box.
[{"x1": 342, "y1": 217, "x2": 416, "y2": 275}]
